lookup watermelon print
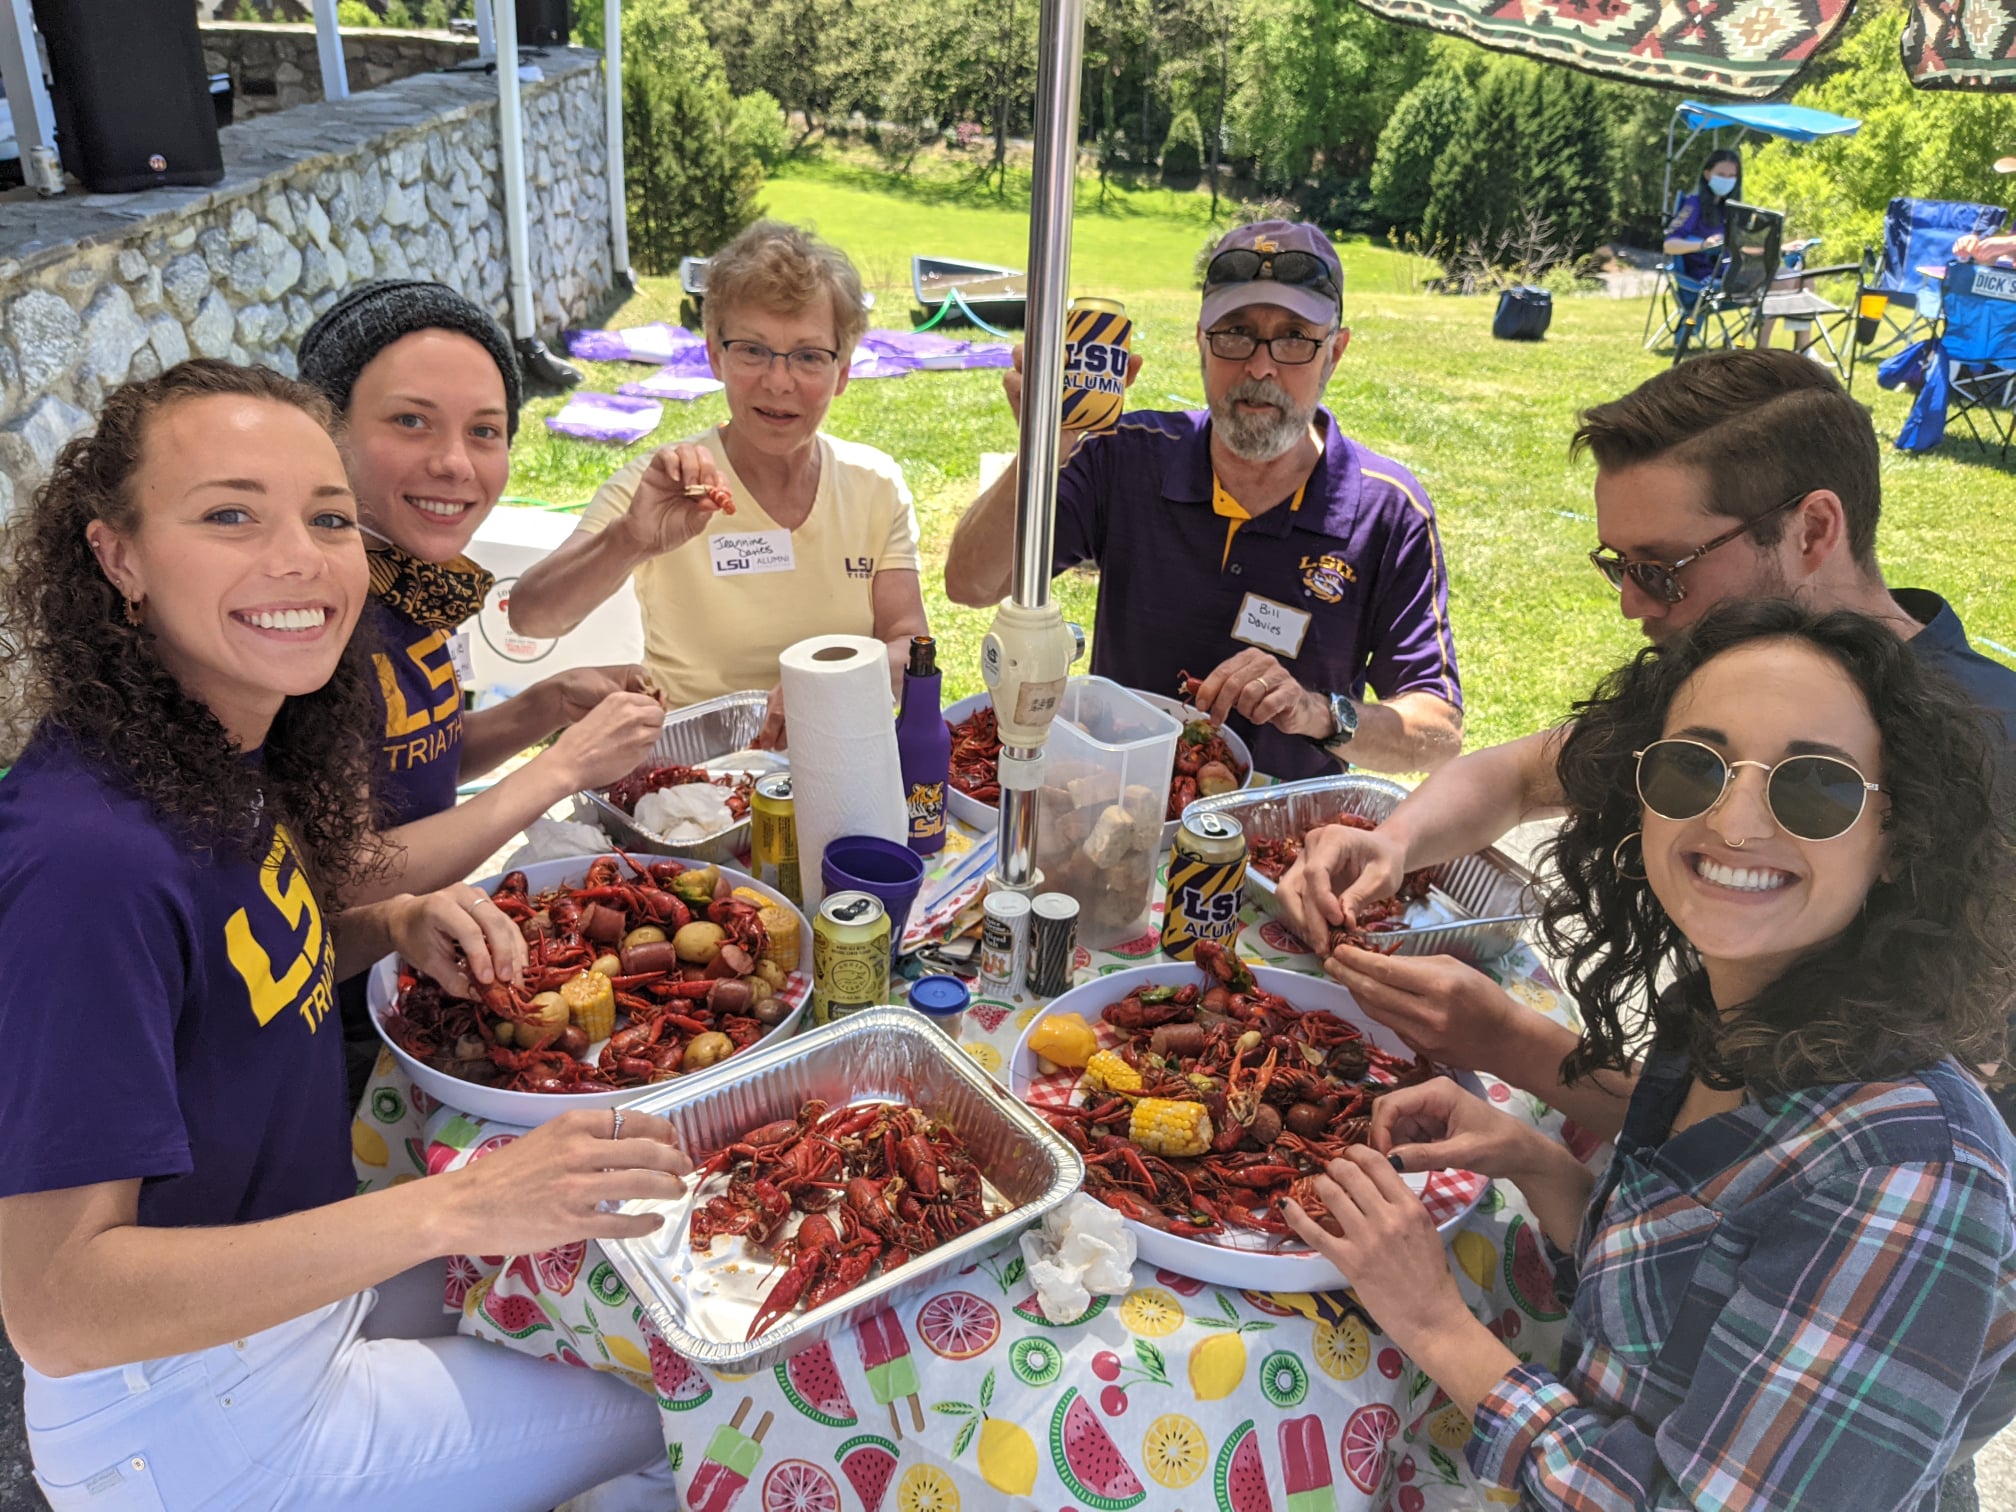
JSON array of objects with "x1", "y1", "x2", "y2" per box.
[
  {"x1": 1050, "y1": 1387, "x2": 1147, "y2": 1510},
  {"x1": 1015, "y1": 1291, "x2": 1108, "y2": 1327},
  {"x1": 478, "y1": 1288, "x2": 551, "y2": 1341},
  {"x1": 1504, "y1": 1215, "x2": 1567, "y2": 1322},
  {"x1": 835, "y1": 1434, "x2": 898, "y2": 1512},
  {"x1": 1212, "y1": 1421, "x2": 1272, "y2": 1512},
  {"x1": 967, "y1": 1004, "x2": 1010, "y2": 1033},
  {"x1": 644, "y1": 1324, "x2": 713, "y2": 1412},
  {"x1": 777, "y1": 1341, "x2": 857, "y2": 1427}
]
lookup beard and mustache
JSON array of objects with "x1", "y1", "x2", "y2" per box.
[{"x1": 1207, "y1": 372, "x2": 1321, "y2": 462}]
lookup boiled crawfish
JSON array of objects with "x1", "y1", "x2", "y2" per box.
[
  {"x1": 689, "y1": 1100, "x2": 999, "y2": 1339},
  {"x1": 946, "y1": 706, "x2": 1002, "y2": 803}
]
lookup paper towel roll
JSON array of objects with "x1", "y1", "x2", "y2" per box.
[{"x1": 779, "y1": 634, "x2": 907, "y2": 910}]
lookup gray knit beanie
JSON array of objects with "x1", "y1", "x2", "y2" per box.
[{"x1": 299, "y1": 279, "x2": 522, "y2": 438}]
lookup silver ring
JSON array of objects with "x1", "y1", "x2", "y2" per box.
[
  {"x1": 610, "y1": 1109, "x2": 625, "y2": 1140},
  {"x1": 463, "y1": 892, "x2": 491, "y2": 913}
]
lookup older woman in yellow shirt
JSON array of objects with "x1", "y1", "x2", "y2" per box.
[{"x1": 508, "y1": 222, "x2": 928, "y2": 745}]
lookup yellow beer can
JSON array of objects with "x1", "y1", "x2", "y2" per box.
[{"x1": 1061, "y1": 297, "x2": 1132, "y2": 433}]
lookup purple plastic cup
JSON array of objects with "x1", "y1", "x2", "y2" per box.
[{"x1": 821, "y1": 835, "x2": 928, "y2": 960}]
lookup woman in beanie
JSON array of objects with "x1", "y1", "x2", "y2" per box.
[
  {"x1": 0, "y1": 362, "x2": 688, "y2": 1510},
  {"x1": 299, "y1": 278, "x2": 663, "y2": 853},
  {"x1": 301, "y1": 282, "x2": 665, "y2": 1100}
]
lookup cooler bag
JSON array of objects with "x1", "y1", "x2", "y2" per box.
[{"x1": 1493, "y1": 286, "x2": 1553, "y2": 341}]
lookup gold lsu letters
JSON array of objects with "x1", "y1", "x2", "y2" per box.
[
  {"x1": 224, "y1": 828, "x2": 335, "y2": 1032},
  {"x1": 375, "y1": 629, "x2": 462, "y2": 773}
]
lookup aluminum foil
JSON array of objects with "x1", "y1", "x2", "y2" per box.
[
  {"x1": 598, "y1": 1007, "x2": 1085, "y2": 1371},
  {"x1": 575, "y1": 690, "x2": 778, "y2": 863},
  {"x1": 1186, "y1": 775, "x2": 1540, "y2": 964}
]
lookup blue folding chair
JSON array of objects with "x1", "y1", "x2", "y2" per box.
[
  {"x1": 1846, "y1": 198, "x2": 2008, "y2": 390},
  {"x1": 1882, "y1": 262, "x2": 2016, "y2": 460}
]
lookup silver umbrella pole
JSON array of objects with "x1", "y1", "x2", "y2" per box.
[{"x1": 986, "y1": 0, "x2": 1089, "y2": 892}]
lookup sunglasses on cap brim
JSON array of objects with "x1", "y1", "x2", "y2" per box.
[
  {"x1": 1634, "y1": 738, "x2": 1882, "y2": 842},
  {"x1": 1204, "y1": 248, "x2": 1340, "y2": 306}
]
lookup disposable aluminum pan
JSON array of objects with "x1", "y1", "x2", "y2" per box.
[
  {"x1": 1186, "y1": 775, "x2": 1540, "y2": 964},
  {"x1": 574, "y1": 690, "x2": 779, "y2": 863},
  {"x1": 597, "y1": 1006, "x2": 1086, "y2": 1372}
]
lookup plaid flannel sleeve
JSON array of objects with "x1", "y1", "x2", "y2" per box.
[{"x1": 1469, "y1": 1161, "x2": 2016, "y2": 1510}]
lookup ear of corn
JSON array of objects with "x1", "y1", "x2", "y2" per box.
[
  {"x1": 1129, "y1": 1098, "x2": 1214, "y2": 1158},
  {"x1": 561, "y1": 969, "x2": 616, "y2": 1042},
  {"x1": 1084, "y1": 1049, "x2": 1143, "y2": 1093}
]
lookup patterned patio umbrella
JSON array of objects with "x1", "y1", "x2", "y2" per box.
[
  {"x1": 1344, "y1": 0, "x2": 1855, "y2": 97},
  {"x1": 1902, "y1": 0, "x2": 2016, "y2": 90}
]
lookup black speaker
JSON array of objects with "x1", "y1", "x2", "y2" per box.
[
  {"x1": 29, "y1": 0, "x2": 222, "y2": 193},
  {"x1": 516, "y1": 0, "x2": 570, "y2": 45}
]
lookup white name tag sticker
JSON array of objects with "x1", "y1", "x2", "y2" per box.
[
  {"x1": 709, "y1": 530, "x2": 796, "y2": 577},
  {"x1": 1230, "y1": 593, "x2": 1311, "y2": 658},
  {"x1": 445, "y1": 630, "x2": 474, "y2": 686}
]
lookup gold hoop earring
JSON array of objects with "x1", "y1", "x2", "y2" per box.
[
  {"x1": 122, "y1": 596, "x2": 145, "y2": 627},
  {"x1": 1612, "y1": 830, "x2": 1645, "y2": 880}
]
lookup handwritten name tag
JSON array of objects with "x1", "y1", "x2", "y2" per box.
[
  {"x1": 709, "y1": 530, "x2": 796, "y2": 577},
  {"x1": 446, "y1": 630, "x2": 474, "y2": 687},
  {"x1": 1230, "y1": 593, "x2": 1311, "y2": 658}
]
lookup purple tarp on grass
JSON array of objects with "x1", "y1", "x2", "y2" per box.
[
  {"x1": 544, "y1": 391, "x2": 664, "y2": 444},
  {"x1": 563, "y1": 322, "x2": 705, "y2": 365},
  {"x1": 617, "y1": 369, "x2": 726, "y2": 402}
]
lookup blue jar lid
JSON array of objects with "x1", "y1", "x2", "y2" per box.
[{"x1": 910, "y1": 975, "x2": 972, "y2": 1016}]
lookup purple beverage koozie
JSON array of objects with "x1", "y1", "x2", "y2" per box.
[{"x1": 820, "y1": 835, "x2": 927, "y2": 960}]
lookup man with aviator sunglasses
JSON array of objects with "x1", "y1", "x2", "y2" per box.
[
  {"x1": 944, "y1": 219, "x2": 1463, "y2": 781},
  {"x1": 1279, "y1": 349, "x2": 2016, "y2": 1142}
]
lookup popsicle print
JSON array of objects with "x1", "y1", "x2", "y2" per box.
[
  {"x1": 1280, "y1": 1413, "x2": 1336, "y2": 1512},
  {"x1": 686, "y1": 1396, "x2": 774, "y2": 1512},
  {"x1": 855, "y1": 1307, "x2": 927, "y2": 1437}
]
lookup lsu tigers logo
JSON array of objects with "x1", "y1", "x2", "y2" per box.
[
  {"x1": 1251, "y1": 234, "x2": 1280, "y2": 253},
  {"x1": 224, "y1": 828, "x2": 335, "y2": 1032},
  {"x1": 1298, "y1": 552, "x2": 1357, "y2": 604}
]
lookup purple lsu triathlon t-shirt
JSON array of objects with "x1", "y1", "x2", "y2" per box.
[
  {"x1": 0, "y1": 737, "x2": 353, "y2": 1227},
  {"x1": 1054, "y1": 408, "x2": 1462, "y2": 780},
  {"x1": 367, "y1": 594, "x2": 465, "y2": 824}
]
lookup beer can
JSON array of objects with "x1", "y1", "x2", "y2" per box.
[
  {"x1": 1027, "y1": 892, "x2": 1080, "y2": 998},
  {"x1": 812, "y1": 891, "x2": 890, "y2": 1024},
  {"x1": 1160, "y1": 812, "x2": 1248, "y2": 961},
  {"x1": 1061, "y1": 297, "x2": 1132, "y2": 434},
  {"x1": 977, "y1": 890, "x2": 1032, "y2": 999},
  {"x1": 750, "y1": 773, "x2": 801, "y2": 906}
]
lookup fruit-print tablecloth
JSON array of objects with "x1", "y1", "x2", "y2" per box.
[{"x1": 354, "y1": 846, "x2": 1600, "y2": 1512}]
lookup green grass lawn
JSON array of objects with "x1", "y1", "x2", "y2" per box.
[{"x1": 508, "y1": 156, "x2": 2016, "y2": 756}]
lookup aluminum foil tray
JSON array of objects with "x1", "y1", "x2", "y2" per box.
[
  {"x1": 575, "y1": 690, "x2": 780, "y2": 863},
  {"x1": 597, "y1": 1006, "x2": 1086, "y2": 1372},
  {"x1": 1186, "y1": 775, "x2": 1540, "y2": 964}
]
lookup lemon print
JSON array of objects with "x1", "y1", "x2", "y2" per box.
[
  {"x1": 375, "y1": 1048, "x2": 395, "y2": 1076},
  {"x1": 390, "y1": 1172, "x2": 419, "y2": 1186},
  {"x1": 710, "y1": 1367, "x2": 757, "y2": 1383},
  {"x1": 1427, "y1": 1402, "x2": 1474, "y2": 1452},
  {"x1": 1187, "y1": 1332, "x2": 1247, "y2": 1400},
  {"x1": 1453, "y1": 1231, "x2": 1497, "y2": 1289},
  {"x1": 605, "y1": 1335, "x2": 653, "y2": 1376},
  {"x1": 1486, "y1": 1490, "x2": 1523, "y2": 1504},
  {"x1": 1314, "y1": 1315, "x2": 1370, "y2": 1380},
  {"x1": 1269, "y1": 1292, "x2": 1323, "y2": 1322},
  {"x1": 1013, "y1": 1005, "x2": 1041, "y2": 1031},
  {"x1": 351, "y1": 1120, "x2": 388, "y2": 1167},
  {"x1": 1141, "y1": 1414, "x2": 1208, "y2": 1489},
  {"x1": 462, "y1": 1276, "x2": 492, "y2": 1318},
  {"x1": 977, "y1": 1417, "x2": 1038, "y2": 1496},
  {"x1": 1120, "y1": 1286, "x2": 1185, "y2": 1337},
  {"x1": 963, "y1": 1041, "x2": 1003, "y2": 1074},
  {"x1": 898, "y1": 1462, "x2": 960, "y2": 1512}
]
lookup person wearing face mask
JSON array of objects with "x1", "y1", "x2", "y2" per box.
[
  {"x1": 0, "y1": 362, "x2": 690, "y2": 1510},
  {"x1": 506, "y1": 221, "x2": 930, "y2": 746},
  {"x1": 1663, "y1": 149, "x2": 1744, "y2": 301},
  {"x1": 1284, "y1": 601, "x2": 2016, "y2": 1510},
  {"x1": 942, "y1": 219, "x2": 1464, "y2": 781}
]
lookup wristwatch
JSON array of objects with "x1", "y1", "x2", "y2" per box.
[{"x1": 1308, "y1": 690, "x2": 1358, "y2": 754}]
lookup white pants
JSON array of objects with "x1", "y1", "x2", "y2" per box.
[{"x1": 23, "y1": 1263, "x2": 679, "y2": 1511}]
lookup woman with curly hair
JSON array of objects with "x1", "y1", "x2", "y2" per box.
[
  {"x1": 1285, "y1": 601, "x2": 2016, "y2": 1510},
  {"x1": 0, "y1": 361, "x2": 687, "y2": 1510}
]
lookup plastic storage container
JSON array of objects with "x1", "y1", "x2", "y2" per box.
[{"x1": 1031, "y1": 677, "x2": 1181, "y2": 949}]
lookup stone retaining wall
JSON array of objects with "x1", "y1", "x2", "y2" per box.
[
  {"x1": 202, "y1": 23, "x2": 479, "y2": 121},
  {"x1": 0, "y1": 46, "x2": 612, "y2": 520}
]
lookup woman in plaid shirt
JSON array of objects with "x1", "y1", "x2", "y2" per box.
[{"x1": 1287, "y1": 600, "x2": 2016, "y2": 1510}]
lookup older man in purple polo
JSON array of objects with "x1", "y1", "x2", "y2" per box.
[{"x1": 943, "y1": 220, "x2": 1464, "y2": 780}]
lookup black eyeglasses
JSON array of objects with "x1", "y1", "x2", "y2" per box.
[
  {"x1": 1635, "y1": 738, "x2": 1882, "y2": 842},
  {"x1": 1203, "y1": 328, "x2": 1330, "y2": 365},
  {"x1": 1588, "y1": 491, "x2": 1808, "y2": 606},
  {"x1": 1204, "y1": 248, "x2": 1341, "y2": 306},
  {"x1": 719, "y1": 339, "x2": 841, "y2": 378}
]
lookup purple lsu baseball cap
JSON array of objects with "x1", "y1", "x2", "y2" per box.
[{"x1": 1199, "y1": 220, "x2": 1344, "y2": 330}]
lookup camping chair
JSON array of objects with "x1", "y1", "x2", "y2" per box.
[
  {"x1": 1672, "y1": 202, "x2": 1784, "y2": 364},
  {"x1": 1756, "y1": 240, "x2": 1861, "y2": 378},
  {"x1": 1844, "y1": 198, "x2": 2007, "y2": 390},
  {"x1": 1934, "y1": 263, "x2": 2016, "y2": 460}
]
